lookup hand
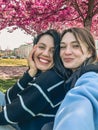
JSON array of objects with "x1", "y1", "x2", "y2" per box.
[{"x1": 27, "y1": 45, "x2": 38, "y2": 77}]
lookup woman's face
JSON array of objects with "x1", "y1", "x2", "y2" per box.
[
  {"x1": 33, "y1": 34, "x2": 55, "y2": 72},
  {"x1": 60, "y1": 32, "x2": 92, "y2": 71}
]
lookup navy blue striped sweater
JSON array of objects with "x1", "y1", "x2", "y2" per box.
[{"x1": 0, "y1": 68, "x2": 66, "y2": 130}]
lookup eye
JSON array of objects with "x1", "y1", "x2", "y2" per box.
[
  {"x1": 38, "y1": 45, "x2": 45, "y2": 49},
  {"x1": 72, "y1": 44, "x2": 80, "y2": 48},
  {"x1": 60, "y1": 45, "x2": 66, "y2": 49}
]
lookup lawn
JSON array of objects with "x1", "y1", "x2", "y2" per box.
[
  {"x1": 0, "y1": 59, "x2": 28, "y2": 92},
  {"x1": 0, "y1": 77, "x2": 19, "y2": 93}
]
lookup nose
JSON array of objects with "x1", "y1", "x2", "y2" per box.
[
  {"x1": 42, "y1": 49, "x2": 50, "y2": 56},
  {"x1": 64, "y1": 46, "x2": 72, "y2": 54}
]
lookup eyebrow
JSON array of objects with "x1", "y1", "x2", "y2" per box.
[
  {"x1": 38, "y1": 42, "x2": 54, "y2": 48},
  {"x1": 38, "y1": 42, "x2": 45, "y2": 45},
  {"x1": 60, "y1": 41, "x2": 78, "y2": 44}
]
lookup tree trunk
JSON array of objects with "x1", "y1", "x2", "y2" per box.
[
  {"x1": 84, "y1": 0, "x2": 95, "y2": 31},
  {"x1": 84, "y1": 17, "x2": 92, "y2": 31}
]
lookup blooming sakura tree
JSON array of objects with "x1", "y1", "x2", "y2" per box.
[
  {"x1": 0, "y1": 0, "x2": 98, "y2": 38},
  {"x1": 0, "y1": 0, "x2": 66, "y2": 34},
  {"x1": 65, "y1": 0, "x2": 98, "y2": 38}
]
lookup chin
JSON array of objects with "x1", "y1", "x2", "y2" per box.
[{"x1": 37, "y1": 66, "x2": 47, "y2": 72}]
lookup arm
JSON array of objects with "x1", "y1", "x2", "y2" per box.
[
  {"x1": 5, "y1": 46, "x2": 38, "y2": 104},
  {"x1": 0, "y1": 69, "x2": 65, "y2": 125},
  {"x1": 53, "y1": 72, "x2": 98, "y2": 130},
  {"x1": 5, "y1": 71, "x2": 33, "y2": 104}
]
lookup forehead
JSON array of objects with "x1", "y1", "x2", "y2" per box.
[
  {"x1": 61, "y1": 32, "x2": 76, "y2": 43},
  {"x1": 38, "y1": 34, "x2": 54, "y2": 47},
  {"x1": 61, "y1": 32, "x2": 89, "y2": 50},
  {"x1": 39, "y1": 34, "x2": 54, "y2": 42}
]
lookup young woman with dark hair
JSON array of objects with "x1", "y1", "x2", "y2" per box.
[{"x1": 0, "y1": 29, "x2": 68, "y2": 130}]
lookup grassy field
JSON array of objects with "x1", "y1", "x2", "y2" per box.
[
  {"x1": 0, "y1": 77, "x2": 19, "y2": 93},
  {"x1": 0, "y1": 59, "x2": 28, "y2": 92}
]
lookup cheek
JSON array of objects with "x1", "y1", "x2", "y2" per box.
[
  {"x1": 77, "y1": 55, "x2": 87, "y2": 65},
  {"x1": 34, "y1": 48, "x2": 40, "y2": 56},
  {"x1": 50, "y1": 53, "x2": 54, "y2": 59}
]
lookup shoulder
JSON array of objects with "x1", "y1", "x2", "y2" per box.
[
  {"x1": 64, "y1": 72, "x2": 98, "y2": 103},
  {"x1": 75, "y1": 72, "x2": 98, "y2": 87},
  {"x1": 77, "y1": 71, "x2": 98, "y2": 81}
]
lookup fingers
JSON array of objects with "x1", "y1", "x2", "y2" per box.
[
  {"x1": 28, "y1": 45, "x2": 37, "y2": 60},
  {"x1": 31, "y1": 45, "x2": 37, "y2": 59},
  {"x1": 27, "y1": 45, "x2": 38, "y2": 77}
]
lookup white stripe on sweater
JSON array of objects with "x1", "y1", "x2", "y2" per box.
[
  {"x1": 37, "y1": 113, "x2": 55, "y2": 117},
  {"x1": 47, "y1": 80, "x2": 64, "y2": 92},
  {"x1": 17, "y1": 80, "x2": 24, "y2": 90},
  {"x1": 17, "y1": 94, "x2": 35, "y2": 117},
  {"x1": 4, "y1": 106, "x2": 17, "y2": 124},
  {"x1": 28, "y1": 83, "x2": 61, "y2": 108},
  {"x1": 6, "y1": 87, "x2": 12, "y2": 104}
]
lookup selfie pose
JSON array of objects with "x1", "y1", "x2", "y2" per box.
[{"x1": 53, "y1": 27, "x2": 98, "y2": 130}]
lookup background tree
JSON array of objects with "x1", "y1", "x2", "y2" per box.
[
  {"x1": 64, "y1": 0, "x2": 98, "y2": 38},
  {"x1": 0, "y1": 0, "x2": 98, "y2": 38}
]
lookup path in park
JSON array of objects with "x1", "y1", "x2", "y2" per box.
[{"x1": 0, "y1": 66, "x2": 28, "y2": 79}]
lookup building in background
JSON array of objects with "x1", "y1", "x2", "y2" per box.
[
  {"x1": 14, "y1": 43, "x2": 33, "y2": 58},
  {"x1": 0, "y1": 43, "x2": 33, "y2": 59}
]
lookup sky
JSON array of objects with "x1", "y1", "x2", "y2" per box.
[{"x1": 0, "y1": 27, "x2": 33, "y2": 50}]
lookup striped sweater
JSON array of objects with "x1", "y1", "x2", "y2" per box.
[{"x1": 0, "y1": 68, "x2": 66, "y2": 130}]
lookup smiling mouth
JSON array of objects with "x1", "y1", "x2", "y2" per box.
[{"x1": 39, "y1": 58, "x2": 50, "y2": 64}]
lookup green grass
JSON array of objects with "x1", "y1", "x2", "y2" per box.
[
  {"x1": 0, "y1": 77, "x2": 19, "y2": 93},
  {"x1": 0, "y1": 59, "x2": 27, "y2": 92}
]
